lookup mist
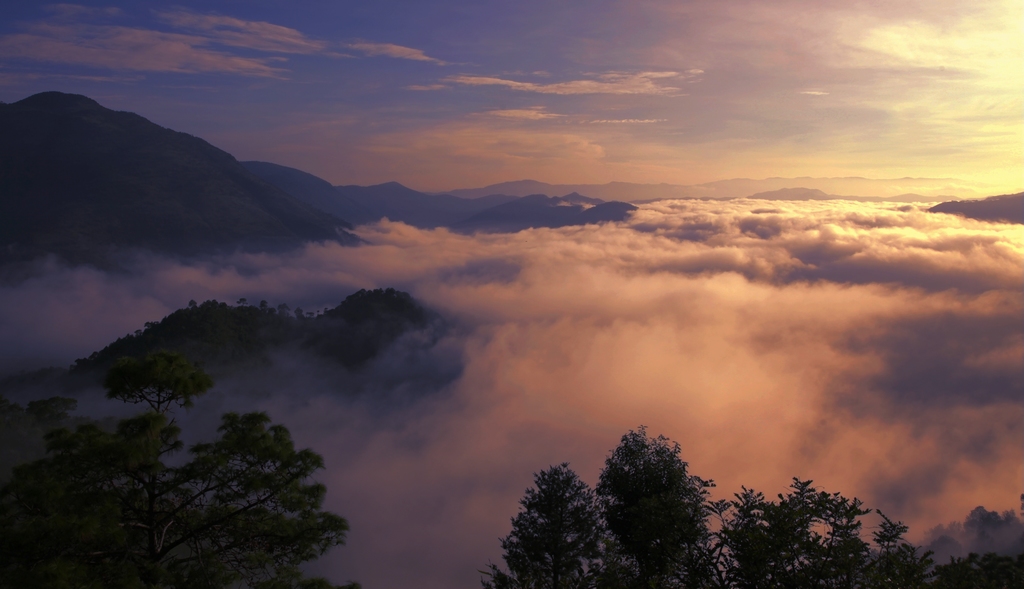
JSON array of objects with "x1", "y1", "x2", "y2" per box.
[{"x1": 1, "y1": 199, "x2": 1020, "y2": 589}]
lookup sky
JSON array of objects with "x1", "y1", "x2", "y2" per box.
[
  {"x1": 0, "y1": 0, "x2": 1021, "y2": 192},
  {"x1": 1, "y1": 4, "x2": 1022, "y2": 588}
]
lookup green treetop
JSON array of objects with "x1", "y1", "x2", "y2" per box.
[{"x1": 0, "y1": 351, "x2": 355, "y2": 589}]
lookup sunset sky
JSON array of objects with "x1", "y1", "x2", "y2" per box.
[
  {"x1": 1, "y1": 0, "x2": 1021, "y2": 192},
  {"x1": 1, "y1": 3, "x2": 1022, "y2": 588}
]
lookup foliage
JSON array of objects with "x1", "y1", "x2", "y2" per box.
[
  {"x1": 486, "y1": 426, "x2": 1020, "y2": 589},
  {"x1": 483, "y1": 463, "x2": 603, "y2": 589},
  {"x1": 0, "y1": 352, "x2": 354, "y2": 589},
  {"x1": 715, "y1": 479, "x2": 873, "y2": 588},
  {"x1": 865, "y1": 515, "x2": 933, "y2": 588},
  {"x1": 931, "y1": 551, "x2": 1024, "y2": 589},
  {"x1": 596, "y1": 427, "x2": 714, "y2": 589},
  {"x1": 71, "y1": 288, "x2": 431, "y2": 375},
  {"x1": 0, "y1": 393, "x2": 84, "y2": 482}
]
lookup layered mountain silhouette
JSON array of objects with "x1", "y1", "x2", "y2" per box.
[
  {"x1": 243, "y1": 161, "x2": 636, "y2": 231},
  {"x1": 0, "y1": 92, "x2": 357, "y2": 268},
  {"x1": 0, "y1": 288, "x2": 450, "y2": 400},
  {"x1": 746, "y1": 187, "x2": 945, "y2": 203},
  {"x1": 446, "y1": 178, "x2": 958, "y2": 202},
  {"x1": 928, "y1": 193, "x2": 1023, "y2": 224},
  {"x1": 453, "y1": 194, "x2": 637, "y2": 233}
]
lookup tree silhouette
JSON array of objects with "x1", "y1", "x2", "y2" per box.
[
  {"x1": 484, "y1": 426, "x2": 983, "y2": 589},
  {"x1": 0, "y1": 351, "x2": 354, "y2": 589},
  {"x1": 596, "y1": 427, "x2": 714, "y2": 589},
  {"x1": 483, "y1": 463, "x2": 602, "y2": 589}
]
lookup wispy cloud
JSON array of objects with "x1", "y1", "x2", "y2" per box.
[
  {"x1": 0, "y1": 23, "x2": 287, "y2": 77},
  {"x1": 0, "y1": 6, "x2": 339, "y2": 78},
  {"x1": 348, "y1": 42, "x2": 449, "y2": 65},
  {"x1": 588, "y1": 118, "x2": 667, "y2": 124},
  {"x1": 799, "y1": 90, "x2": 829, "y2": 95},
  {"x1": 484, "y1": 107, "x2": 564, "y2": 120},
  {"x1": 45, "y1": 4, "x2": 123, "y2": 19},
  {"x1": 157, "y1": 10, "x2": 329, "y2": 54},
  {"x1": 446, "y1": 71, "x2": 691, "y2": 95}
]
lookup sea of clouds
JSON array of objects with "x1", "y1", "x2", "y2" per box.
[{"x1": 1, "y1": 198, "x2": 1021, "y2": 588}]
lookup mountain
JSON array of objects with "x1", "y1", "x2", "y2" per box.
[
  {"x1": 453, "y1": 194, "x2": 637, "y2": 233},
  {"x1": 0, "y1": 92, "x2": 357, "y2": 268},
  {"x1": 928, "y1": 193, "x2": 1023, "y2": 224},
  {"x1": 241, "y1": 162, "x2": 637, "y2": 232},
  {"x1": 242, "y1": 161, "x2": 520, "y2": 228},
  {"x1": 746, "y1": 187, "x2": 943, "y2": 202},
  {"x1": 68, "y1": 288, "x2": 433, "y2": 376},
  {"x1": 446, "y1": 178, "x2": 966, "y2": 202},
  {"x1": 333, "y1": 182, "x2": 517, "y2": 228},
  {"x1": 241, "y1": 160, "x2": 378, "y2": 225}
]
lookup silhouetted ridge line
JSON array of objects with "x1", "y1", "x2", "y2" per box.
[
  {"x1": 0, "y1": 91, "x2": 357, "y2": 269},
  {"x1": 928, "y1": 192, "x2": 1023, "y2": 224},
  {"x1": 70, "y1": 288, "x2": 434, "y2": 375}
]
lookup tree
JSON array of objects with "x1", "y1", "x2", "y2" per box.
[
  {"x1": 0, "y1": 351, "x2": 354, "y2": 589},
  {"x1": 864, "y1": 514, "x2": 933, "y2": 589},
  {"x1": 483, "y1": 463, "x2": 603, "y2": 589},
  {"x1": 595, "y1": 427, "x2": 714, "y2": 589},
  {"x1": 716, "y1": 479, "x2": 872, "y2": 589},
  {"x1": 931, "y1": 551, "x2": 1024, "y2": 589}
]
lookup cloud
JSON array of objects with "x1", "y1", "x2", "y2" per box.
[
  {"x1": 406, "y1": 83, "x2": 447, "y2": 91},
  {"x1": 588, "y1": 118, "x2": 667, "y2": 124},
  {"x1": 1, "y1": 199, "x2": 1020, "y2": 588},
  {"x1": 0, "y1": 7, "x2": 340, "y2": 77},
  {"x1": 347, "y1": 42, "x2": 449, "y2": 64},
  {"x1": 45, "y1": 4, "x2": 122, "y2": 19},
  {"x1": 157, "y1": 10, "x2": 329, "y2": 54},
  {"x1": 799, "y1": 90, "x2": 829, "y2": 95},
  {"x1": 0, "y1": 22, "x2": 290, "y2": 76},
  {"x1": 483, "y1": 107, "x2": 564, "y2": 120},
  {"x1": 447, "y1": 71, "x2": 690, "y2": 95}
]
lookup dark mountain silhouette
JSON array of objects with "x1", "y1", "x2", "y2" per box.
[
  {"x1": 929, "y1": 193, "x2": 1023, "y2": 224},
  {"x1": 62, "y1": 288, "x2": 436, "y2": 378},
  {"x1": 333, "y1": 182, "x2": 517, "y2": 228},
  {"x1": 241, "y1": 161, "x2": 379, "y2": 225},
  {"x1": 454, "y1": 194, "x2": 637, "y2": 233},
  {"x1": 241, "y1": 161, "x2": 637, "y2": 232},
  {"x1": 242, "y1": 161, "x2": 519, "y2": 228},
  {"x1": 0, "y1": 92, "x2": 356, "y2": 268},
  {"x1": 747, "y1": 187, "x2": 944, "y2": 202},
  {"x1": 446, "y1": 178, "x2": 955, "y2": 202}
]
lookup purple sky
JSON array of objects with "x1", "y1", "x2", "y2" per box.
[{"x1": 1, "y1": 1, "x2": 1020, "y2": 192}]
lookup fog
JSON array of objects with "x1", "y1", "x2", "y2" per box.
[{"x1": 1, "y1": 199, "x2": 1020, "y2": 588}]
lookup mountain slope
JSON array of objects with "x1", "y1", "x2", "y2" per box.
[
  {"x1": 446, "y1": 178, "x2": 960, "y2": 202},
  {"x1": 241, "y1": 161, "x2": 379, "y2": 225},
  {"x1": 0, "y1": 92, "x2": 356, "y2": 267},
  {"x1": 242, "y1": 161, "x2": 520, "y2": 228},
  {"x1": 929, "y1": 193, "x2": 1023, "y2": 224},
  {"x1": 334, "y1": 182, "x2": 518, "y2": 228},
  {"x1": 454, "y1": 194, "x2": 637, "y2": 233}
]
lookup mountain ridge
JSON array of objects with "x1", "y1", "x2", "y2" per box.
[
  {"x1": 0, "y1": 91, "x2": 357, "y2": 269},
  {"x1": 443, "y1": 177, "x2": 973, "y2": 202}
]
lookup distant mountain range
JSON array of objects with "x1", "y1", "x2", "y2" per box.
[
  {"x1": 928, "y1": 193, "x2": 1023, "y2": 224},
  {"x1": 242, "y1": 161, "x2": 637, "y2": 231},
  {"x1": 1, "y1": 91, "x2": 1016, "y2": 271},
  {"x1": 742, "y1": 187, "x2": 954, "y2": 203},
  {"x1": 444, "y1": 178, "x2": 966, "y2": 202},
  {"x1": 0, "y1": 92, "x2": 356, "y2": 268}
]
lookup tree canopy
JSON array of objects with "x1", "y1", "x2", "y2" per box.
[
  {"x1": 485, "y1": 427, "x2": 1020, "y2": 589},
  {"x1": 483, "y1": 463, "x2": 603, "y2": 589},
  {"x1": 0, "y1": 351, "x2": 354, "y2": 589}
]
